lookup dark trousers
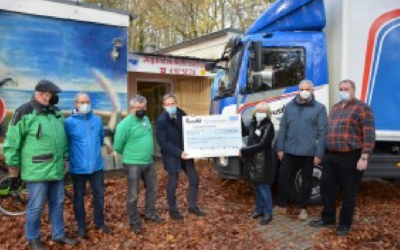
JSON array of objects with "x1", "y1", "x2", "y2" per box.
[
  {"x1": 71, "y1": 170, "x2": 105, "y2": 231},
  {"x1": 124, "y1": 163, "x2": 157, "y2": 226},
  {"x1": 321, "y1": 150, "x2": 363, "y2": 227},
  {"x1": 277, "y1": 153, "x2": 314, "y2": 209},
  {"x1": 167, "y1": 161, "x2": 199, "y2": 210}
]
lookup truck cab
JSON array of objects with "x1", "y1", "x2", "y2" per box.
[{"x1": 207, "y1": 0, "x2": 400, "y2": 203}]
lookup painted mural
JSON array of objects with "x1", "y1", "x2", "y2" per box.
[{"x1": 0, "y1": 10, "x2": 128, "y2": 119}]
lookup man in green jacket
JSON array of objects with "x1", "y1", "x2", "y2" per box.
[
  {"x1": 113, "y1": 94, "x2": 163, "y2": 234},
  {"x1": 4, "y1": 80, "x2": 76, "y2": 250}
]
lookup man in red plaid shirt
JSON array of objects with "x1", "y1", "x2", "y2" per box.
[{"x1": 310, "y1": 79, "x2": 375, "y2": 236}]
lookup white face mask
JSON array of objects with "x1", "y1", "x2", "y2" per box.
[
  {"x1": 255, "y1": 112, "x2": 267, "y2": 122},
  {"x1": 339, "y1": 91, "x2": 351, "y2": 101},
  {"x1": 299, "y1": 90, "x2": 311, "y2": 99},
  {"x1": 78, "y1": 104, "x2": 91, "y2": 114}
]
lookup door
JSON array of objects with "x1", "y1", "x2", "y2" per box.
[{"x1": 137, "y1": 81, "x2": 171, "y2": 157}]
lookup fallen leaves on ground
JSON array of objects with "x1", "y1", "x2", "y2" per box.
[{"x1": 1, "y1": 160, "x2": 400, "y2": 250}]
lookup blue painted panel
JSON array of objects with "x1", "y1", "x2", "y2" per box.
[
  {"x1": 0, "y1": 11, "x2": 128, "y2": 112},
  {"x1": 368, "y1": 19, "x2": 400, "y2": 131},
  {"x1": 246, "y1": 0, "x2": 325, "y2": 35}
]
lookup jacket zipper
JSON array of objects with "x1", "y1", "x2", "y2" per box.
[{"x1": 84, "y1": 116, "x2": 93, "y2": 173}]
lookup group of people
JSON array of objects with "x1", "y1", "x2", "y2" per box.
[
  {"x1": 3, "y1": 81, "x2": 205, "y2": 250},
  {"x1": 3, "y1": 78, "x2": 374, "y2": 250},
  {"x1": 242, "y1": 79, "x2": 375, "y2": 238}
]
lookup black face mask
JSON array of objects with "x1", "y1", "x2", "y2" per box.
[
  {"x1": 49, "y1": 94, "x2": 59, "y2": 105},
  {"x1": 135, "y1": 109, "x2": 146, "y2": 119}
]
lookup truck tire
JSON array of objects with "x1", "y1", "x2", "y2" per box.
[{"x1": 289, "y1": 164, "x2": 323, "y2": 205}]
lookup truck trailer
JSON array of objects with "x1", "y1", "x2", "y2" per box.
[{"x1": 206, "y1": 0, "x2": 400, "y2": 203}]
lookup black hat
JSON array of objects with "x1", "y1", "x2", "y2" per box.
[{"x1": 35, "y1": 80, "x2": 62, "y2": 93}]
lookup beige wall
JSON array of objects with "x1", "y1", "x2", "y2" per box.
[{"x1": 163, "y1": 32, "x2": 240, "y2": 60}]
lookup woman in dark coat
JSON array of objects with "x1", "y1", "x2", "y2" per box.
[{"x1": 241, "y1": 102, "x2": 276, "y2": 225}]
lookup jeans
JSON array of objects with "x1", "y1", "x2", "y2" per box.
[
  {"x1": 277, "y1": 153, "x2": 314, "y2": 209},
  {"x1": 167, "y1": 161, "x2": 199, "y2": 210},
  {"x1": 26, "y1": 181, "x2": 65, "y2": 241},
  {"x1": 71, "y1": 170, "x2": 105, "y2": 231},
  {"x1": 254, "y1": 183, "x2": 273, "y2": 216},
  {"x1": 124, "y1": 163, "x2": 157, "y2": 226},
  {"x1": 321, "y1": 150, "x2": 363, "y2": 227}
]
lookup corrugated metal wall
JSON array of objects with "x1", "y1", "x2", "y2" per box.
[{"x1": 174, "y1": 78, "x2": 213, "y2": 115}]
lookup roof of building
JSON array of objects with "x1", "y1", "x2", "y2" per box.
[
  {"x1": 155, "y1": 28, "x2": 243, "y2": 54},
  {"x1": 44, "y1": 0, "x2": 136, "y2": 19}
]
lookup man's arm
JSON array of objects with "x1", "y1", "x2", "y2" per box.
[
  {"x1": 315, "y1": 106, "x2": 328, "y2": 159},
  {"x1": 4, "y1": 109, "x2": 26, "y2": 176},
  {"x1": 113, "y1": 121, "x2": 127, "y2": 155},
  {"x1": 361, "y1": 105, "x2": 376, "y2": 155}
]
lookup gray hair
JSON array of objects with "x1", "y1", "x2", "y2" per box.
[
  {"x1": 339, "y1": 79, "x2": 356, "y2": 91},
  {"x1": 162, "y1": 93, "x2": 177, "y2": 104},
  {"x1": 299, "y1": 79, "x2": 314, "y2": 88},
  {"x1": 129, "y1": 94, "x2": 147, "y2": 107},
  {"x1": 74, "y1": 92, "x2": 90, "y2": 103}
]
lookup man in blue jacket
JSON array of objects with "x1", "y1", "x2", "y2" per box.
[
  {"x1": 275, "y1": 80, "x2": 328, "y2": 220},
  {"x1": 156, "y1": 93, "x2": 206, "y2": 220},
  {"x1": 65, "y1": 93, "x2": 111, "y2": 239}
]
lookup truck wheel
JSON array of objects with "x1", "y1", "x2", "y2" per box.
[{"x1": 289, "y1": 164, "x2": 323, "y2": 205}]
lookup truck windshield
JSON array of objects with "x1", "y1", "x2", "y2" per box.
[
  {"x1": 254, "y1": 47, "x2": 305, "y2": 92},
  {"x1": 215, "y1": 48, "x2": 244, "y2": 98}
]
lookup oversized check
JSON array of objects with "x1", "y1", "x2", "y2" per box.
[{"x1": 183, "y1": 115, "x2": 242, "y2": 158}]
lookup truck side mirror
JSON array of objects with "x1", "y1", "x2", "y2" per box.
[
  {"x1": 253, "y1": 41, "x2": 263, "y2": 72},
  {"x1": 205, "y1": 62, "x2": 216, "y2": 72}
]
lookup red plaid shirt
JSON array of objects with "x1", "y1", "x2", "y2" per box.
[{"x1": 326, "y1": 98, "x2": 375, "y2": 154}]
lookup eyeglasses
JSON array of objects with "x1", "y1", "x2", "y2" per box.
[{"x1": 76, "y1": 101, "x2": 90, "y2": 104}]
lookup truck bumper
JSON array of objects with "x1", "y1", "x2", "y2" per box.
[{"x1": 365, "y1": 154, "x2": 400, "y2": 178}]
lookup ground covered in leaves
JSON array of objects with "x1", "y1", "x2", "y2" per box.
[{"x1": 1, "y1": 159, "x2": 400, "y2": 250}]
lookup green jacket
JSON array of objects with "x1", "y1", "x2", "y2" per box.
[
  {"x1": 113, "y1": 114, "x2": 153, "y2": 165},
  {"x1": 4, "y1": 99, "x2": 68, "y2": 181}
]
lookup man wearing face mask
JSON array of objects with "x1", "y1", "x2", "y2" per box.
[
  {"x1": 156, "y1": 93, "x2": 206, "y2": 220},
  {"x1": 113, "y1": 94, "x2": 162, "y2": 234},
  {"x1": 4, "y1": 80, "x2": 76, "y2": 250},
  {"x1": 275, "y1": 79, "x2": 328, "y2": 221},
  {"x1": 310, "y1": 80, "x2": 375, "y2": 236},
  {"x1": 64, "y1": 93, "x2": 112, "y2": 239}
]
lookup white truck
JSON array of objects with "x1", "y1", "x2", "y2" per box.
[{"x1": 206, "y1": 0, "x2": 400, "y2": 203}]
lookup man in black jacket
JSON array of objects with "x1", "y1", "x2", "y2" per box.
[{"x1": 156, "y1": 93, "x2": 206, "y2": 220}]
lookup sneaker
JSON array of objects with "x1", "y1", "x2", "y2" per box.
[
  {"x1": 145, "y1": 214, "x2": 164, "y2": 223},
  {"x1": 28, "y1": 239, "x2": 45, "y2": 250},
  {"x1": 259, "y1": 214, "x2": 273, "y2": 225},
  {"x1": 130, "y1": 224, "x2": 143, "y2": 234},
  {"x1": 274, "y1": 206, "x2": 287, "y2": 215},
  {"x1": 96, "y1": 225, "x2": 112, "y2": 234},
  {"x1": 188, "y1": 206, "x2": 206, "y2": 217},
  {"x1": 298, "y1": 209, "x2": 308, "y2": 220},
  {"x1": 336, "y1": 225, "x2": 350, "y2": 236},
  {"x1": 78, "y1": 228, "x2": 87, "y2": 239},
  {"x1": 169, "y1": 210, "x2": 184, "y2": 220},
  {"x1": 53, "y1": 236, "x2": 77, "y2": 246}
]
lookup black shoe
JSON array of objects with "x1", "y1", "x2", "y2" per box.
[
  {"x1": 78, "y1": 228, "x2": 87, "y2": 239},
  {"x1": 145, "y1": 214, "x2": 164, "y2": 223},
  {"x1": 249, "y1": 212, "x2": 263, "y2": 220},
  {"x1": 336, "y1": 225, "x2": 350, "y2": 236},
  {"x1": 169, "y1": 210, "x2": 184, "y2": 220},
  {"x1": 309, "y1": 219, "x2": 335, "y2": 228},
  {"x1": 96, "y1": 225, "x2": 113, "y2": 234},
  {"x1": 188, "y1": 206, "x2": 206, "y2": 217},
  {"x1": 53, "y1": 236, "x2": 77, "y2": 246},
  {"x1": 130, "y1": 224, "x2": 143, "y2": 234},
  {"x1": 259, "y1": 215, "x2": 273, "y2": 225},
  {"x1": 28, "y1": 239, "x2": 45, "y2": 250}
]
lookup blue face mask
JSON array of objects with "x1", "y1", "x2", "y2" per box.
[
  {"x1": 78, "y1": 104, "x2": 91, "y2": 114},
  {"x1": 165, "y1": 106, "x2": 177, "y2": 114},
  {"x1": 339, "y1": 91, "x2": 351, "y2": 101}
]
